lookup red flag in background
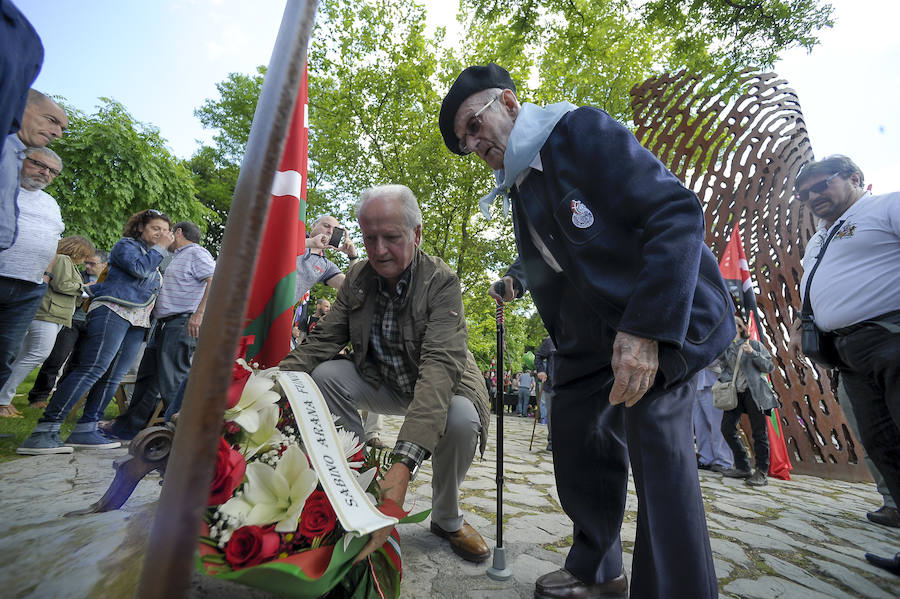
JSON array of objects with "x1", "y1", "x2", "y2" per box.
[
  {"x1": 719, "y1": 224, "x2": 793, "y2": 480},
  {"x1": 242, "y1": 66, "x2": 309, "y2": 367}
]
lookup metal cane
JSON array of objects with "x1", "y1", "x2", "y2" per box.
[{"x1": 487, "y1": 284, "x2": 512, "y2": 580}]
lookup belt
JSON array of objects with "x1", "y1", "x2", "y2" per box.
[
  {"x1": 832, "y1": 310, "x2": 900, "y2": 337},
  {"x1": 157, "y1": 312, "x2": 192, "y2": 323}
]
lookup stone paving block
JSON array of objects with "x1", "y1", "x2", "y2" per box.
[
  {"x1": 827, "y1": 525, "x2": 900, "y2": 555},
  {"x1": 503, "y1": 513, "x2": 573, "y2": 545},
  {"x1": 462, "y1": 495, "x2": 526, "y2": 515},
  {"x1": 767, "y1": 515, "x2": 829, "y2": 542},
  {"x1": 761, "y1": 554, "x2": 856, "y2": 599},
  {"x1": 709, "y1": 537, "x2": 752, "y2": 568},
  {"x1": 725, "y1": 575, "x2": 847, "y2": 598},
  {"x1": 809, "y1": 557, "x2": 898, "y2": 599},
  {"x1": 510, "y1": 552, "x2": 562, "y2": 586}
]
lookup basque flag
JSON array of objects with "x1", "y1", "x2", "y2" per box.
[
  {"x1": 718, "y1": 223, "x2": 792, "y2": 480},
  {"x1": 242, "y1": 65, "x2": 309, "y2": 367}
]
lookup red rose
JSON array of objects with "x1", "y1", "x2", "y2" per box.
[
  {"x1": 299, "y1": 490, "x2": 337, "y2": 538},
  {"x1": 208, "y1": 437, "x2": 246, "y2": 506},
  {"x1": 224, "y1": 525, "x2": 281, "y2": 569}
]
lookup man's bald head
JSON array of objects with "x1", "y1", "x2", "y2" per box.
[{"x1": 18, "y1": 90, "x2": 68, "y2": 148}]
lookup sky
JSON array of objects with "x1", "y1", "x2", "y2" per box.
[{"x1": 17, "y1": 0, "x2": 899, "y2": 192}]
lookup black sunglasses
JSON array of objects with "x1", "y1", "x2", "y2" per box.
[{"x1": 796, "y1": 172, "x2": 840, "y2": 203}]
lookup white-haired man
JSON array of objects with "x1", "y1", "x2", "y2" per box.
[
  {"x1": 0, "y1": 146, "x2": 64, "y2": 405},
  {"x1": 280, "y1": 184, "x2": 491, "y2": 566}
]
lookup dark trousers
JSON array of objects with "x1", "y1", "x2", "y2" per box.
[
  {"x1": 720, "y1": 390, "x2": 770, "y2": 473},
  {"x1": 0, "y1": 276, "x2": 45, "y2": 389},
  {"x1": 110, "y1": 314, "x2": 195, "y2": 437},
  {"x1": 835, "y1": 325, "x2": 900, "y2": 506},
  {"x1": 27, "y1": 317, "x2": 88, "y2": 403},
  {"x1": 551, "y1": 368, "x2": 717, "y2": 599}
]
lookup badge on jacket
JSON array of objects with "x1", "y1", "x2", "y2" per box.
[{"x1": 570, "y1": 199, "x2": 594, "y2": 229}]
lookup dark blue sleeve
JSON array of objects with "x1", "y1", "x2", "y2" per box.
[
  {"x1": 0, "y1": 0, "x2": 43, "y2": 136},
  {"x1": 561, "y1": 107, "x2": 704, "y2": 345},
  {"x1": 108, "y1": 238, "x2": 164, "y2": 279}
]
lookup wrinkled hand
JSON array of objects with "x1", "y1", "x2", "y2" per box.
[
  {"x1": 742, "y1": 340, "x2": 753, "y2": 353},
  {"x1": 537, "y1": 371, "x2": 548, "y2": 383},
  {"x1": 354, "y1": 462, "x2": 409, "y2": 564},
  {"x1": 488, "y1": 276, "x2": 517, "y2": 303},
  {"x1": 159, "y1": 229, "x2": 175, "y2": 247},
  {"x1": 609, "y1": 331, "x2": 659, "y2": 407},
  {"x1": 306, "y1": 233, "x2": 329, "y2": 250}
]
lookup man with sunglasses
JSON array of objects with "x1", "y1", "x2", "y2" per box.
[
  {"x1": 796, "y1": 155, "x2": 900, "y2": 525},
  {"x1": 0, "y1": 146, "x2": 64, "y2": 394},
  {"x1": 440, "y1": 64, "x2": 734, "y2": 599}
]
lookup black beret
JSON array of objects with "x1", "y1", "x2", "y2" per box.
[{"x1": 439, "y1": 63, "x2": 516, "y2": 155}]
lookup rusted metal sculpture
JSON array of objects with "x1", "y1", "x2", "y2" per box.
[
  {"x1": 136, "y1": 1, "x2": 320, "y2": 597},
  {"x1": 630, "y1": 71, "x2": 868, "y2": 481}
]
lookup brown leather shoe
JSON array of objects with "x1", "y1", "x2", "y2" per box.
[
  {"x1": 534, "y1": 568, "x2": 628, "y2": 599},
  {"x1": 430, "y1": 520, "x2": 490, "y2": 563},
  {"x1": 867, "y1": 505, "x2": 900, "y2": 528}
]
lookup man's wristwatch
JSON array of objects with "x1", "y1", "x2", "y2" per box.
[
  {"x1": 390, "y1": 453, "x2": 419, "y2": 480},
  {"x1": 347, "y1": 254, "x2": 358, "y2": 260},
  {"x1": 43, "y1": 271, "x2": 53, "y2": 281}
]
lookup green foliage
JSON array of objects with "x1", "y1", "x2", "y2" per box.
[
  {"x1": 47, "y1": 99, "x2": 206, "y2": 252},
  {"x1": 189, "y1": 0, "x2": 832, "y2": 360},
  {"x1": 186, "y1": 146, "x2": 240, "y2": 256}
]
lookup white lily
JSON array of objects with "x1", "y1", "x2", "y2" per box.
[
  {"x1": 225, "y1": 369, "x2": 281, "y2": 433},
  {"x1": 219, "y1": 444, "x2": 319, "y2": 532},
  {"x1": 241, "y1": 403, "x2": 283, "y2": 459}
]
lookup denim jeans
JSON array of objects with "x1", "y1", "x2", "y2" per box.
[
  {"x1": 38, "y1": 305, "x2": 146, "y2": 426},
  {"x1": 112, "y1": 314, "x2": 195, "y2": 435},
  {"x1": 0, "y1": 276, "x2": 46, "y2": 389},
  {"x1": 28, "y1": 317, "x2": 88, "y2": 403},
  {"x1": 517, "y1": 388, "x2": 530, "y2": 415}
]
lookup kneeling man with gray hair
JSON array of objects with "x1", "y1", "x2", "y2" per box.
[{"x1": 279, "y1": 184, "x2": 491, "y2": 565}]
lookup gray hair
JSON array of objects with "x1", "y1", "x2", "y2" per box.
[
  {"x1": 24, "y1": 146, "x2": 63, "y2": 172},
  {"x1": 173, "y1": 221, "x2": 202, "y2": 243},
  {"x1": 356, "y1": 184, "x2": 422, "y2": 230}
]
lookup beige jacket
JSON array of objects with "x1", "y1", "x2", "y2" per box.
[{"x1": 280, "y1": 249, "x2": 490, "y2": 455}]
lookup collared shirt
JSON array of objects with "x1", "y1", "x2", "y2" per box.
[
  {"x1": 370, "y1": 268, "x2": 414, "y2": 397},
  {"x1": 800, "y1": 191, "x2": 900, "y2": 331},
  {"x1": 0, "y1": 185, "x2": 63, "y2": 283},
  {"x1": 0, "y1": 133, "x2": 26, "y2": 249},
  {"x1": 515, "y1": 154, "x2": 564, "y2": 273},
  {"x1": 153, "y1": 243, "x2": 216, "y2": 319},
  {"x1": 294, "y1": 248, "x2": 341, "y2": 303}
]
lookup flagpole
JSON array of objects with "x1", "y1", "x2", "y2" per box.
[{"x1": 136, "y1": 2, "x2": 319, "y2": 597}]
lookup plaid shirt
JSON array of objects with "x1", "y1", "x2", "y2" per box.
[
  {"x1": 370, "y1": 269, "x2": 431, "y2": 474},
  {"x1": 370, "y1": 269, "x2": 414, "y2": 396}
]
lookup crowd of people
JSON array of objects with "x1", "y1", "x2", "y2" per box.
[{"x1": 3, "y1": 12, "x2": 899, "y2": 594}]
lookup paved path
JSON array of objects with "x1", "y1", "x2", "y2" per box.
[{"x1": 1, "y1": 414, "x2": 898, "y2": 598}]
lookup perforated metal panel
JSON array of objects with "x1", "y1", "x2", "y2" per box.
[{"x1": 630, "y1": 71, "x2": 869, "y2": 481}]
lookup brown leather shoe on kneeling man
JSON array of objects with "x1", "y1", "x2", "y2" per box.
[
  {"x1": 534, "y1": 569, "x2": 628, "y2": 599},
  {"x1": 430, "y1": 520, "x2": 490, "y2": 563}
]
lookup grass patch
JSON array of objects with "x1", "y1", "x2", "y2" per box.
[{"x1": 0, "y1": 368, "x2": 121, "y2": 462}]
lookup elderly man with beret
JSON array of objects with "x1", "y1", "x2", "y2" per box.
[{"x1": 440, "y1": 64, "x2": 734, "y2": 599}]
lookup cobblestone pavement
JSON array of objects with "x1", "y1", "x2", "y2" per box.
[{"x1": 1, "y1": 414, "x2": 898, "y2": 598}]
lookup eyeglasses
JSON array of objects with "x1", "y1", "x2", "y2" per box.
[
  {"x1": 84, "y1": 261, "x2": 99, "y2": 266},
  {"x1": 796, "y1": 172, "x2": 840, "y2": 203},
  {"x1": 25, "y1": 157, "x2": 61, "y2": 177},
  {"x1": 459, "y1": 95, "x2": 498, "y2": 154}
]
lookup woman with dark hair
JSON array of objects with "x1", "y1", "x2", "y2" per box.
[
  {"x1": 0, "y1": 235, "x2": 95, "y2": 418},
  {"x1": 18, "y1": 210, "x2": 174, "y2": 454},
  {"x1": 717, "y1": 315, "x2": 780, "y2": 486}
]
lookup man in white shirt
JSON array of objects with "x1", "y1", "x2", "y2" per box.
[
  {"x1": 0, "y1": 146, "x2": 64, "y2": 397},
  {"x1": 796, "y1": 154, "x2": 900, "y2": 519}
]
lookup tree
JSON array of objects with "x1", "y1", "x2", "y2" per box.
[
  {"x1": 189, "y1": 0, "x2": 832, "y2": 360},
  {"x1": 47, "y1": 99, "x2": 206, "y2": 252}
]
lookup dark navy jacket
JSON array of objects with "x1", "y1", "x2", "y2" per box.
[
  {"x1": 88, "y1": 237, "x2": 164, "y2": 308},
  {"x1": 506, "y1": 107, "x2": 735, "y2": 391}
]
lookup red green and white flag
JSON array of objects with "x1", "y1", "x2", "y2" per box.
[
  {"x1": 242, "y1": 65, "x2": 309, "y2": 367},
  {"x1": 719, "y1": 224, "x2": 792, "y2": 480}
]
